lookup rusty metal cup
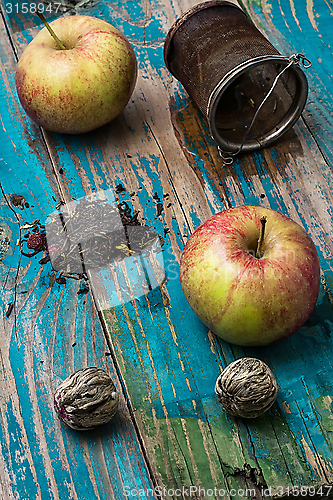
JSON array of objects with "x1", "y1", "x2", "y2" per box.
[{"x1": 164, "y1": 0, "x2": 309, "y2": 154}]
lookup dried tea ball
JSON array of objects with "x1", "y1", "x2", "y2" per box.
[
  {"x1": 215, "y1": 357, "x2": 278, "y2": 418},
  {"x1": 54, "y1": 366, "x2": 119, "y2": 430}
]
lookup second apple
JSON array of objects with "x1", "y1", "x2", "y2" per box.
[{"x1": 179, "y1": 206, "x2": 320, "y2": 346}]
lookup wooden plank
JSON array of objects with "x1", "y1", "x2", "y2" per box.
[
  {"x1": 0, "y1": 9, "x2": 155, "y2": 500},
  {"x1": 2, "y1": 0, "x2": 333, "y2": 498}
]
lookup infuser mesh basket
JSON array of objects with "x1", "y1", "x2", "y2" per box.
[{"x1": 164, "y1": 0, "x2": 308, "y2": 153}]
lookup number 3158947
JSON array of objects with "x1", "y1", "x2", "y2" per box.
[{"x1": 5, "y1": 3, "x2": 62, "y2": 14}]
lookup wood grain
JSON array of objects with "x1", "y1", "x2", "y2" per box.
[
  {"x1": 1, "y1": 0, "x2": 333, "y2": 498},
  {"x1": 0, "y1": 8, "x2": 154, "y2": 500}
]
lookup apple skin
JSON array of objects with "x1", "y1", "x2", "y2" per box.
[
  {"x1": 179, "y1": 206, "x2": 320, "y2": 346},
  {"x1": 15, "y1": 15, "x2": 137, "y2": 134}
]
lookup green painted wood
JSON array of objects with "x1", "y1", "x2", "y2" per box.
[{"x1": 1, "y1": 0, "x2": 333, "y2": 498}]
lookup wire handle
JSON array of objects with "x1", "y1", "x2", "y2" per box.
[
  {"x1": 290, "y1": 53, "x2": 312, "y2": 69},
  {"x1": 218, "y1": 53, "x2": 311, "y2": 165}
]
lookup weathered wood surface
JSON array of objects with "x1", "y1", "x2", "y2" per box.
[
  {"x1": 0, "y1": 5, "x2": 155, "y2": 500},
  {"x1": 1, "y1": 0, "x2": 333, "y2": 499}
]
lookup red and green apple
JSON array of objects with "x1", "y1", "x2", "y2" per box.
[
  {"x1": 179, "y1": 206, "x2": 320, "y2": 346},
  {"x1": 15, "y1": 15, "x2": 137, "y2": 134}
]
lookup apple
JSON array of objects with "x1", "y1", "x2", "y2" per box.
[
  {"x1": 179, "y1": 206, "x2": 320, "y2": 346},
  {"x1": 15, "y1": 14, "x2": 137, "y2": 134}
]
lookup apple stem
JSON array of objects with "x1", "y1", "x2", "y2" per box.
[
  {"x1": 36, "y1": 12, "x2": 67, "y2": 50},
  {"x1": 256, "y1": 216, "x2": 267, "y2": 258}
]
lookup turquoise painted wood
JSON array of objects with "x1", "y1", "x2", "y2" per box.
[
  {"x1": 1, "y1": 0, "x2": 333, "y2": 499},
  {"x1": 0, "y1": 7, "x2": 154, "y2": 500}
]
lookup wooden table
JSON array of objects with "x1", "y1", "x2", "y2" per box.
[{"x1": 1, "y1": 0, "x2": 333, "y2": 498}]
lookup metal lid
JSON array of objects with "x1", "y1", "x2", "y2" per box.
[{"x1": 208, "y1": 55, "x2": 309, "y2": 153}]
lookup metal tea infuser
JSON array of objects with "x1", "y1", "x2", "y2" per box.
[{"x1": 164, "y1": 0, "x2": 311, "y2": 163}]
